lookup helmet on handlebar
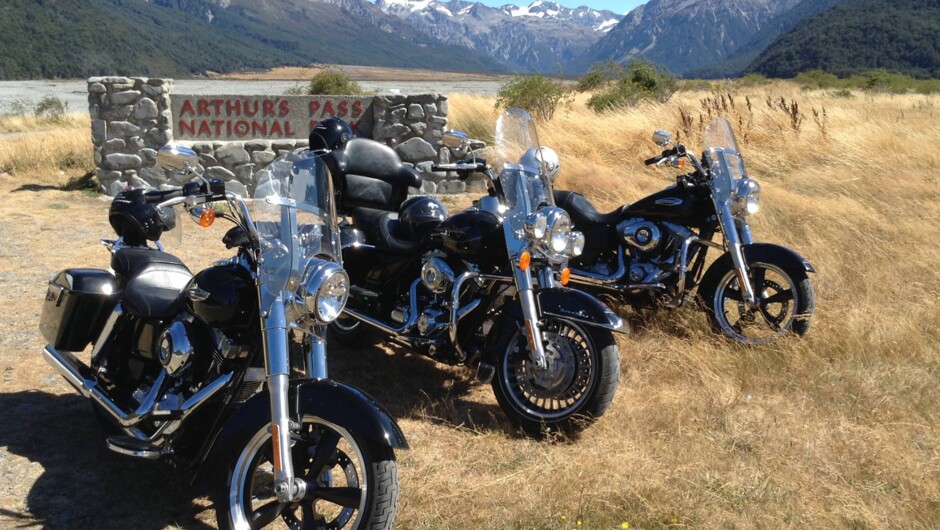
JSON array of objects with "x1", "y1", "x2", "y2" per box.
[
  {"x1": 108, "y1": 188, "x2": 174, "y2": 246},
  {"x1": 520, "y1": 147, "x2": 560, "y2": 182},
  {"x1": 309, "y1": 117, "x2": 355, "y2": 155}
]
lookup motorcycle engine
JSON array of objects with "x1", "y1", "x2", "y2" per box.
[{"x1": 619, "y1": 219, "x2": 696, "y2": 284}]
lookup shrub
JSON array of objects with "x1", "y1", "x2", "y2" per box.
[
  {"x1": 495, "y1": 74, "x2": 572, "y2": 121},
  {"x1": 305, "y1": 67, "x2": 363, "y2": 95},
  {"x1": 586, "y1": 60, "x2": 677, "y2": 113},
  {"x1": 34, "y1": 96, "x2": 68, "y2": 123}
]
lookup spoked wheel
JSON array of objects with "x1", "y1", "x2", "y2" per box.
[
  {"x1": 700, "y1": 260, "x2": 815, "y2": 344},
  {"x1": 492, "y1": 317, "x2": 619, "y2": 437},
  {"x1": 217, "y1": 419, "x2": 398, "y2": 530}
]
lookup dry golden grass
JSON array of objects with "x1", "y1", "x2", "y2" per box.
[{"x1": 0, "y1": 83, "x2": 937, "y2": 530}]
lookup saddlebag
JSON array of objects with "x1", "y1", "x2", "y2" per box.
[{"x1": 40, "y1": 269, "x2": 119, "y2": 351}]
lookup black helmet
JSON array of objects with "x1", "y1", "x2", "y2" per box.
[
  {"x1": 399, "y1": 196, "x2": 448, "y2": 240},
  {"x1": 108, "y1": 188, "x2": 173, "y2": 246},
  {"x1": 309, "y1": 117, "x2": 354, "y2": 155}
]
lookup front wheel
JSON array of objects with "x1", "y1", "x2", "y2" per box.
[
  {"x1": 698, "y1": 257, "x2": 815, "y2": 344},
  {"x1": 491, "y1": 317, "x2": 620, "y2": 437},
  {"x1": 215, "y1": 416, "x2": 399, "y2": 530}
]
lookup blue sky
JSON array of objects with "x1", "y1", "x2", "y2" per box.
[{"x1": 475, "y1": 0, "x2": 645, "y2": 13}]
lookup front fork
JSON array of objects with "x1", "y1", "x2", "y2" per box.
[
  {"x1": 261, "y1": 297, "x2": 328, "y2": 503},
  {"x1": 718, "y1": 205, "x2": 758, "y2": 308},
  {"x1": 513, "y1": 266, "x2": 548, "y2": 370}
]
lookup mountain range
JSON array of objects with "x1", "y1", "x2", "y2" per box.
[{"x1": 0, "y1": 0, "x2": 936, "y2": 80}]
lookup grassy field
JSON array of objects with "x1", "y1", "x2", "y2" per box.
[{"x1": 0, "y1": 81, "x2": 938, "y2": 529}]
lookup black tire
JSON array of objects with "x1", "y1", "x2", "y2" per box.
[
  {"x1": 329, "y1": 316, "x2": 380, "y2": 348},
  {"x1": 213, "y1": 406, "x2": 399, "y2": 530},
  {"x1": 698, "y1": 255, "x2": 815, "y2": 344},
  {"x1": 490, "y1": 316, "x2": 620, "y2": 437}
]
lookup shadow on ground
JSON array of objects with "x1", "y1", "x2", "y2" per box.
[
  {"x1": 0, "y1": 391, "x2": 215, "y2": 530},
  {"x1": 326, "y1": 341, "x2": 511, "y2": 436}
]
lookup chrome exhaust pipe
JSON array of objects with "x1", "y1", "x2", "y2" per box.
[{"x1": 42, "y1": 344, "x2": 165, "y2": 428}]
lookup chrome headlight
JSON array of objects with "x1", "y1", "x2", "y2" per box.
[
  {"x1": 731, "y1": 178, "x2": 761, "y2": 217},
  {"x1": 567, "y1": 231, "x2": 585, "y2": 257},
  {"x1": 546, "y1": 208, "x2": 572, "y2": 254},
  {"x1": 524, "y1": 211, "x2": 548, "y2": 240},
  {"x1": 299, "y1": 260, "x2": 349, "y2": 324}
]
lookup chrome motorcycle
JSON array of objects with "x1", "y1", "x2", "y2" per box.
[
  {"x1": 328, "y1": 108, "x2": 625, "y2": 436},
  {"x1": 555, "y1": 117, "x2": 816, "y2": 343},
  {"x1": 39, "y1": 145, "x2": 406, "y2": 529}
]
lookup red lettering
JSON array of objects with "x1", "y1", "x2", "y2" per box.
[
  {"x1": 309, "y1": 101, "x2": 321, "y2": 116},
  {"x1": 279, "y1": 100, "x2": 290, "y2": 117},
  {"x1": 227, "y1": 121, "x2": 232, "y2": 137},
  {"x1": 244, "y1": 101, "x2": 259, "y2": 117},
  {"x1": 270, "y1": 121, "x2": 283, "y2": 137},
  {"x1": 197, "y1": 121, "x2": 212, "y2": 136},
  {"x1": 197, "y1": 99, "x2": 210, "y2": 116},
  {"x1": 252, "y1": 121, "x2": 268, "y2": 137},
  {"x1": 322, "y1": 100, "x2": 335, "y2": 117},
  {"x1": 226, "y1": 99, "x2": 241, "y2": 116},
  {"x1": 337, "y1": 100, "x2": 349, "y2": 117},
  {"x1": 180, "y1": 100, "x2": 196, "y2": 116},
  {"x1": 179, "y1": 120, "x2": 195, "y2": 136},
  {"x1": 284, "y1": 121, "x2": 295, "y2": 137},
  {"x1": 212, "y1": 99, "x2": 224, "y2": 115},
  {"x1": 309, "y1": 119, "x2": 318, "y2": 131},
  {"x1": 352, "y1": 100, "x2": 363, "y2": 119},
  {"x1": 212, "y1": 120, "x2": 225, "y2": 136},
  {"x1": 263, "y1": 100, "x2": 276, "y2": 117},
  {"x1": 234, "y1": 120, "x2": 250, "y2": 136}
]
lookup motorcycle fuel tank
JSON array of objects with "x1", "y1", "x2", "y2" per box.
[
  {"x1": 185, "y1": 263, "x2": 255, "y2": 329},
  {"x1": 434, "y1": 210, "x2": 505, "y2": 268},
  {"x1": 625, "y1": 186, "x2": 704, "y2": 223}
]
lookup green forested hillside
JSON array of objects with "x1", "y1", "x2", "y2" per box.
[
  {"x1": 749, "y1": 0, "x2": 940, "y2": 78},
  {"x1": 0, "y1": 0, "x2": 505, "y2": 80}
]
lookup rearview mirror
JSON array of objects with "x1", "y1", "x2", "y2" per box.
[
  {"x1": 652, "y1": 130, "x2": 672, "y2": 147},
  {"x1": 157, "y1": 145, "x2": 199, "y2": 175},
  {"x1": 442, "y1": 130, "x2": 469, "y2": 150}
]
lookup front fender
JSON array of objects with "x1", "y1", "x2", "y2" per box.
[
  {"x1": 536, "y1": 287, "x2": 628, "y2": 334},
  {"x1": 294, "y1": 379, "x2": 409, "y2": 450},
  {"x1": 743, "y1": 243, "x2": 815, "y2": 273}
]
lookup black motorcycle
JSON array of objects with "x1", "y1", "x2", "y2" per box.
[
  {"x1": 39, "y1": 145, "x2": 406, "y2": 529},
  {"x1": 325, "y1": 108, "x2": 624, "y2": 436},
  {"x1": 553, "y1": 117, "x2": 815, "y2": 344}
]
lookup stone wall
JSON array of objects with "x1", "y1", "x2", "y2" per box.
[
  {"x1": 88, "y1": 77, "x2": 471, "y2": 196},
  {"x1": 89, "y1": 77, "x2": 173, "y2": 195}
]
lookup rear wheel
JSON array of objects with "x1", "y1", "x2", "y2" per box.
[{"x1": 491, "y1": 317, "x2": 620, "y2": 437}]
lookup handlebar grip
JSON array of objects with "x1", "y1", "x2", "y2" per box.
[
  {"x1": 644, "y1": 148, "x2": 679, "y2": 166},
  {"x1": 644, "y1": 155, "x2": 664, "y2": 166},
  {"x1": 143, "y1": 188, "x2": 184, "y2": 204}
]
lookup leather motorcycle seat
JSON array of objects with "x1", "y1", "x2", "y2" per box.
[
  {"x1": 554, "y1": 190, "x2": 626, "y2": 227},
  {"x1": 351, "y1": 207, "x2": 427, "y2": 255},
  {"x1": 111, "y1": 247, "x2": 192, "y2": 320}
]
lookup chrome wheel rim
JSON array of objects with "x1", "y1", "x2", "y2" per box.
[
  {"x1": 228, "y1": 419, "x2": 368, "y2": 530},
  {"x1": 713, "y1": 262, "x2": 799, "y2": 344},
  {"x1": 501, "y1": 319, "x2": 597, "y2": 421}
]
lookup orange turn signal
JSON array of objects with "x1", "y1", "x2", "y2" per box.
[
  {"x1": 199, "y1": 209, "x2": 216, "y2": 227},
  {"x1": 518, "y1": 251, "x2": 531, "y2": 271},
  {"x1": 560, "y1": 267, "x2": 571, "y2": 286},
  {"x1": 676, "y1": 158, "x2": 687, "y2": 170}
]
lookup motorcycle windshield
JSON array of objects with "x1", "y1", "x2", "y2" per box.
[
  {"x1": 252, "y1": 150, "x2": 341, "y2": 300},
  {"x1": 703, "y1": 117, "x2": 749, "y2": 197},
  {"x1": 494, "y1": 108, "x2": 555, "y2": 231}
]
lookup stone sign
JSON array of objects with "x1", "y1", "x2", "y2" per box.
[{"x1": 170, "y1": 95, "x2": 373, "y2": 141}]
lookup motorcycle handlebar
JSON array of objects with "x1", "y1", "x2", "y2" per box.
[
  {"x1": 144, "y1": 178, "x2": 227, "y2": 204},
  {"x1": 644, "y1": 148, "x2": 678, "y2": 166}
]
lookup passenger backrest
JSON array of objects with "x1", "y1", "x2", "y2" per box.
[{"x1": 328, "y1": 138, "x2": 422, "y2": 213}]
